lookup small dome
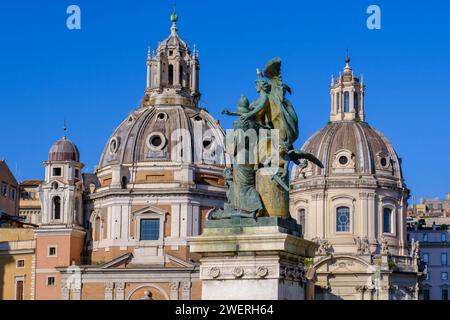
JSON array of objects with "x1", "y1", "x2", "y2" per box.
[
  {"x1": 292, "y1": 121, "x2": 403, "y2": 181},
  {"x1": 48, "y1": 137, "x2": 80, "y2": 162}
]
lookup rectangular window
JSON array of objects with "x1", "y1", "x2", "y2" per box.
[
  {"x1": 47, "y1": 277, "x2": 55, "y2": 286},
  {"x1": 439, "y1": 203, "x2": 443, "y2": 210},
  {"x1": 383, "y1": 208, "x2": 393, "y2": 233},
  {"x1": 140, "y1": 219, "x2": 160, "y2": 241},
  {"x1": 75, "y1": 169, "x2": 80, "y2": 179},
  {"x1": 429, "y1": 204, "x2": 434, "y2": 210},
  {"x1": 423, "y1": 289, "x2": 430, "y2": 300},
  {"x1": 48, "y1": 246, "x2": 57, "y2": 257},
  {"x1": 423, "y1": 233, "x2": 429, "y2": 242},
  {"x1": 15, "y1": 280, "x2": 24, "y2": 300},
  {"x1": 442, "y1": 234, "x2": 447, "y2": 242},
  {"x1": 423, "y1": 253, "x2": 429, "y2": 265},
  {"x1": 1, "y1": 183, "x2": 8, "y2": 197},
  {"x1": 16, "y1": 260, "x2": 25, "y2": 268},
  {"x1": 52, "y1": 167, "x2": 62, "y2": 177},
  {"x1": 336, "y1": 207, "x2": 350, "y2": 232},
  {"x1": 442, "y1": 272, "x2": 448, "y2": 281},
  {"x1": 442, "y1": 253, "x2": 448, "y2": 266},
  {"x1": 443, "y1": 289, "x2": 449, "y2": 301}
]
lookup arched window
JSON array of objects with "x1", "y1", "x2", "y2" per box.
[
  {"x1": 298, "y1": 209, "x2": 306, "y2": 234},
  {"x1": 53, "y1": 196, "x2": 61, "y2": 220},
  {"x1": 354, "y1": 92, "x2": 359, "y2": 116},
  {"x1": 336, "y1": 206, "x2": 350, "y2": 232},
  {"x1": 383, "y1": 208, "x2": 393, "y2": 233},
  {"x1": 336, "y1": 92, "x2": 340, "y2": 111},
  {"x1": 344, "y1": 92, "x2": 350, "y2": 112},
  {"x1": 168, "y1": 64, "x2": 174, "y2": 85}
]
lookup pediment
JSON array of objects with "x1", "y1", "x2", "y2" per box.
[
  {"x1": 315, "y1": 255, "x2": 371, "y2": 274},
  {"x1": 101, "y1": 253, "x2": 133, "y2": 269},
  {"x1": 131, "y1": 205, "x2": 168, "y2": 216},
  {"x1": 165, "y1": 254, "x2": 197, "y2": 268}
]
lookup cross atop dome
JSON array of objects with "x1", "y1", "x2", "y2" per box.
[{"x1": 170, "y1": 10, "x2": 179, "y2": 35}]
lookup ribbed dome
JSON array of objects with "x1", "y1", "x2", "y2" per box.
[
  {"x1": 48, "y1": 137, "x2": 80, "y2": 162},
  {"x1": 98, "y1": 105, "x2": 225, "y2": 169},
  {"x1": 292, "y1": 120, "x2": 403, "y2": 181}
]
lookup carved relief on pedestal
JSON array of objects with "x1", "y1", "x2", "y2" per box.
[
  {"x1": 280, "y1": 265, "x2": 306, "y2": 283},
  {"x1": 256, "y1": 266, "x2": 269, "y2": 278},
  {"x1": 208, "y1": 267, "x2": 221, "y2": 279},
  {"x1": 232, "y1": 267, "x2": 245, "y2": 278}
]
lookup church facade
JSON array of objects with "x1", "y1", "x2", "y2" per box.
[
  {"x1": 34, "y1": 12, "x2": 226, "y2": 300},
  {"x1": 290, "y1": 58, "x2": 423, "y2": 300}
]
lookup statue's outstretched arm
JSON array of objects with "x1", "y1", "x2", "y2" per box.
[
  {"x1": 222, "y1": 109, "x2": 242, "y2": 116},
  {"x1": 243, "y1": 94, "x2": 268, "y2": 118}
]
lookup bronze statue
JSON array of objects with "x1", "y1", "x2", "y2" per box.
[{"x1": 210, "y1": 58, "x2": 323, "y2": 220}]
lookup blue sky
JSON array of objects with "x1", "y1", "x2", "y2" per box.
[{"x1": 0, "y1": 0, "x2": 449, "y2": 202}]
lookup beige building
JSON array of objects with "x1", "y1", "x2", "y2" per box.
[
  {"x1": 410, "y1": 193, "x2": 450, "y2": 218},
  {"x1": 0, "y1": 228, "x2": 35, "y2": 300},
  {"x1": 19, "y1": 180, "x2": 42, "y2": 225},
  {"x1": 290, "y1": 57, "x2": 422, "y2": 300}
]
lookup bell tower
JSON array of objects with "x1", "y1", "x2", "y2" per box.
[
  {"x1": 330, "y1": 55, "x2": 365, "y2": 122},
  {"x1": 35, "y1": 134, "x2": 86, "y2": 300},
  {"x1": 144, "y1": 11, "x2": 201, "y2": 107}
]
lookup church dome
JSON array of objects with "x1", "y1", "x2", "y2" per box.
[
  {"x1": 98, "y1": 11, "x2": 225, "y2": 170},
  {"x1": 48, "y1": 137, "x2": 80, "y2": 162},
  {"x1": 293, "y1": 120, "x2": 403, "y2": 182}
]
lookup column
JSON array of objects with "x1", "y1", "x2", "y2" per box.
[
  {"x1": 72, "y1": 287, "x2": 81, "y2": 300},
  {"x1": 115, "y1": 282, "x2": 125, "y2": 300},
  {"x1": 181, "y1": 281, "x2": 191, "y2": 300},
  {"x1": 170, "y1": 281, "x2": 180, "y2": 300},
  {"x1": 105, "y1": 282, "x2": 114, "y2": 300},
  {"x1": 61, "y1": 283, "x2": 70, "y2": 300}
]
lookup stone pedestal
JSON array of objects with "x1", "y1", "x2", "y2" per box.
[{"x1": 188, "y1": 217, "x2": 317, "y2": 300}]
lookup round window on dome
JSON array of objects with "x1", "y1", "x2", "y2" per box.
[
  {"x1": 339, "y1": 156, "x2": 348, "y2": 165},
  {"x1": 202, "y1": 137, "x2": 215, "y2": 151},
  {"x1": 146, "y1": 133, "x2": 167, "y2": 151},
  {"x1": 157, "y1": 112, "x2": 168, "y2": 121},
  {"x1": 151, "y1": 136, "x2": 162, "y2": 147},
  {"x1": 380, "y1": 157, "x2": 388, "y2": 168}
]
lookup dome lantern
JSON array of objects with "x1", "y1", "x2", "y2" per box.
[
  {"x1": 144, "y1": 10, "x2": 201, "y2": 107},
  {"x1": 330, "y1": 55, "x2": 365, "y2": 122}
]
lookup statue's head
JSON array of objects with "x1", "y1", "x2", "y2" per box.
[
  {"x1": 255, "y1": 79, "x2": 271, "y2": 93},
  {"x1": 237, "y1": 95, "x2": 251, "y2": 113}
]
